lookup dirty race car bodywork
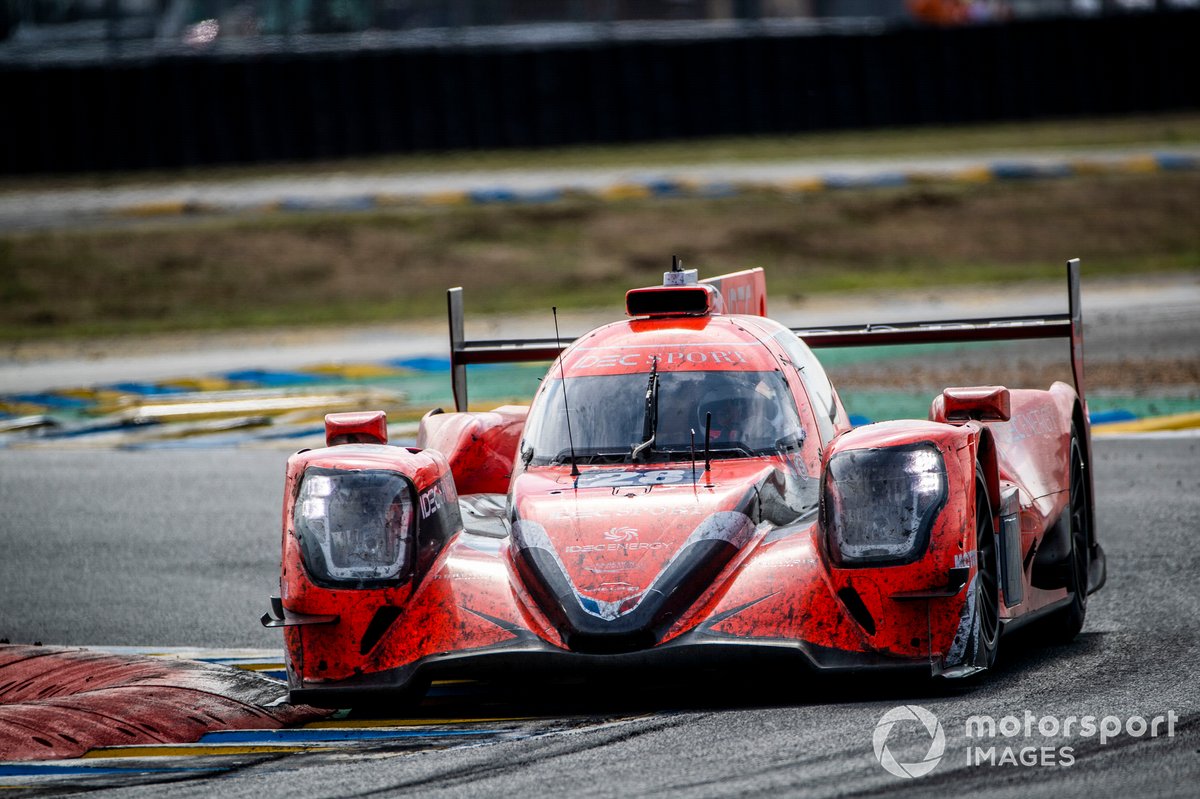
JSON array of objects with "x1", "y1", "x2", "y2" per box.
[{"x1": 263, "y1": 262, "x2": 1105, "y2": 705}]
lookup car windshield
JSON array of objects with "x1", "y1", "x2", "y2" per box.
[{"x1": 524, "y1": 369, "x2": 807, "y2": 465}]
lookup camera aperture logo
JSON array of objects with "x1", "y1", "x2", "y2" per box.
[
  {"x1": 873, "y1": 706, "x2": 1180, "y2": 778},
  {"x1": 872, "y1": 705, "x2": 946, "y2": 779}
]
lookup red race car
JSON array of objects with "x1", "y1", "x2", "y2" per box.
[{"x1": 263, "y1": 260, "x2": 1105, "y2": 706}]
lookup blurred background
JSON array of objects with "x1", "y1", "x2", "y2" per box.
[
  {"x1": 5, "y1": 1, "x2": 1200, "y2": 63},
  {"x1": 2, "y1": 0, "x2": 1199, "y2": 170},
  {"x1": 5, "y1": 1, "x2": 1197, "y2": 64},
  {"x1": 0, "y1": 0, "x2": 1197, "y2": 444}
]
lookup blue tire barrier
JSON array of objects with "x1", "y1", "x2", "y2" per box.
[
  {"x1": 108, "y1": 382, "x2": 189, "y2": 396},
  {"x1": 387, "y1": 357, "x2": 452, "y2": 372},
  {"x1": 989, "y1": 162, "x2": 1070, "y2": 180},
  {"x1": 468, "y1": 188, "x2": 520, "y2": 204},
  {"x1": 1156, "y1": 153, "x2": 1198, "y2": 171},
  {"x1": 278, "y1": 196, "x2": 377, "y2": 212},
  {"x1": 824, "y1": 172, "x2": 910, "y2": 189},
  {"x1": 222, "y1": 369, "x2": 325, "y2": 387}
]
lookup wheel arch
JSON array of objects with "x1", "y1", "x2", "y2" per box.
[{"x1": 974, "y1": 424, "x2": 1001, "y2": 522}]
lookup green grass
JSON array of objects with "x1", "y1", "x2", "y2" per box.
[{"x1": 2, "y1": 169, "x2": 1197, "y2": 343}]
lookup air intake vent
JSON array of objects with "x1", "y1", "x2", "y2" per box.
[
  {"x1": 359, "y1": 606, "x2": 402, "y2": 655},
  {"x1": 837, "y1": 586, "x2": 877, "y2": 636}
]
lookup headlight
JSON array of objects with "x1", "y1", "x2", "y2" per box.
[
  {"x1": 294, "y1": 467, "x2": 414, "y2": 587},
  {"x1": 824, "y1": 444, "x2": 947, "y2": 566}
]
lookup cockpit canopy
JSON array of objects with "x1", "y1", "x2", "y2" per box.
[{"x1": 523, "y1": 369, "x2": 807, "y2": 466}]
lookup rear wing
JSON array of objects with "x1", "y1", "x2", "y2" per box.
[
  {"x1": 792, "y1": 258, "x2": 1087, "y2": 410},
  {"x1": 447, "y1": 259, "x2": 1085, "y2": 416}
]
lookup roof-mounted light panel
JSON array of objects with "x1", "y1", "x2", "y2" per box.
[{"x1": 625, "y1": 284, "x2": 717, "y2": 317}]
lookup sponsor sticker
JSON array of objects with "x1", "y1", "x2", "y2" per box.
[
  {"x1": 571, "y1": 348, "x2": 752, "y2": 372},
  {"x1": 419, "y1": 484, "x2": 445, "y2": 520}
]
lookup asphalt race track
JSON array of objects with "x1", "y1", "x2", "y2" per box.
[{"x1": 1, "y1": 433, "x2": 1197, "y2": 797}]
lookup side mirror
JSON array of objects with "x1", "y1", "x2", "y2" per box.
[
  {"x1": 939, "y1": 386, "x2": 1011, "y2": 422},
  {"x1": 325, "y1": 410, "x2": 388, "y2": 446}
]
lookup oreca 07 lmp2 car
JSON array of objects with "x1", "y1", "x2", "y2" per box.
[{"x1": 263, "y1": 260, "x2": 1105, "y2": 706}]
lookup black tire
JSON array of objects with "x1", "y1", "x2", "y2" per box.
[
  {"x1": 970, "y1": 465, "x2": 1001, "y2": 670},
  {"x1": 1043, "y1": 429, "x2": 1090, "y2": 642}
]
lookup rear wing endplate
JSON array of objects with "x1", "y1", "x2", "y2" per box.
[{"x1": 447, "y1": 259, "x2": 1085, "y2": 416}]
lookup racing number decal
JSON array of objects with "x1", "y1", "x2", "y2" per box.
[{"x1": 575, "y1": 469, "x2": 687, "y2": 488}]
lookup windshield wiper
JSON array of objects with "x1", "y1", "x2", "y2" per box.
[
  {"x1": 706, "y1": 443, "x2": 756, "y2": 459},
  {"x1": 631, "y1": 357, "x2": 660, "y2": 463}
]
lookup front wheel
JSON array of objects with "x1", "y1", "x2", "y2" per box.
[{"x1": 970, "y1": 466, "x2": 1001, "y2": 670}]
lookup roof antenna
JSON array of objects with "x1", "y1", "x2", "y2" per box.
[
  {"x1": 703, "y1": 411, "x2": 713, "y2": 487},
  {"x1": 552, "y1": 307, "x2": 580, "y2": 479},
  {"x1": 690, "y1": 428, "x2": 698, "y2": 488}
]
